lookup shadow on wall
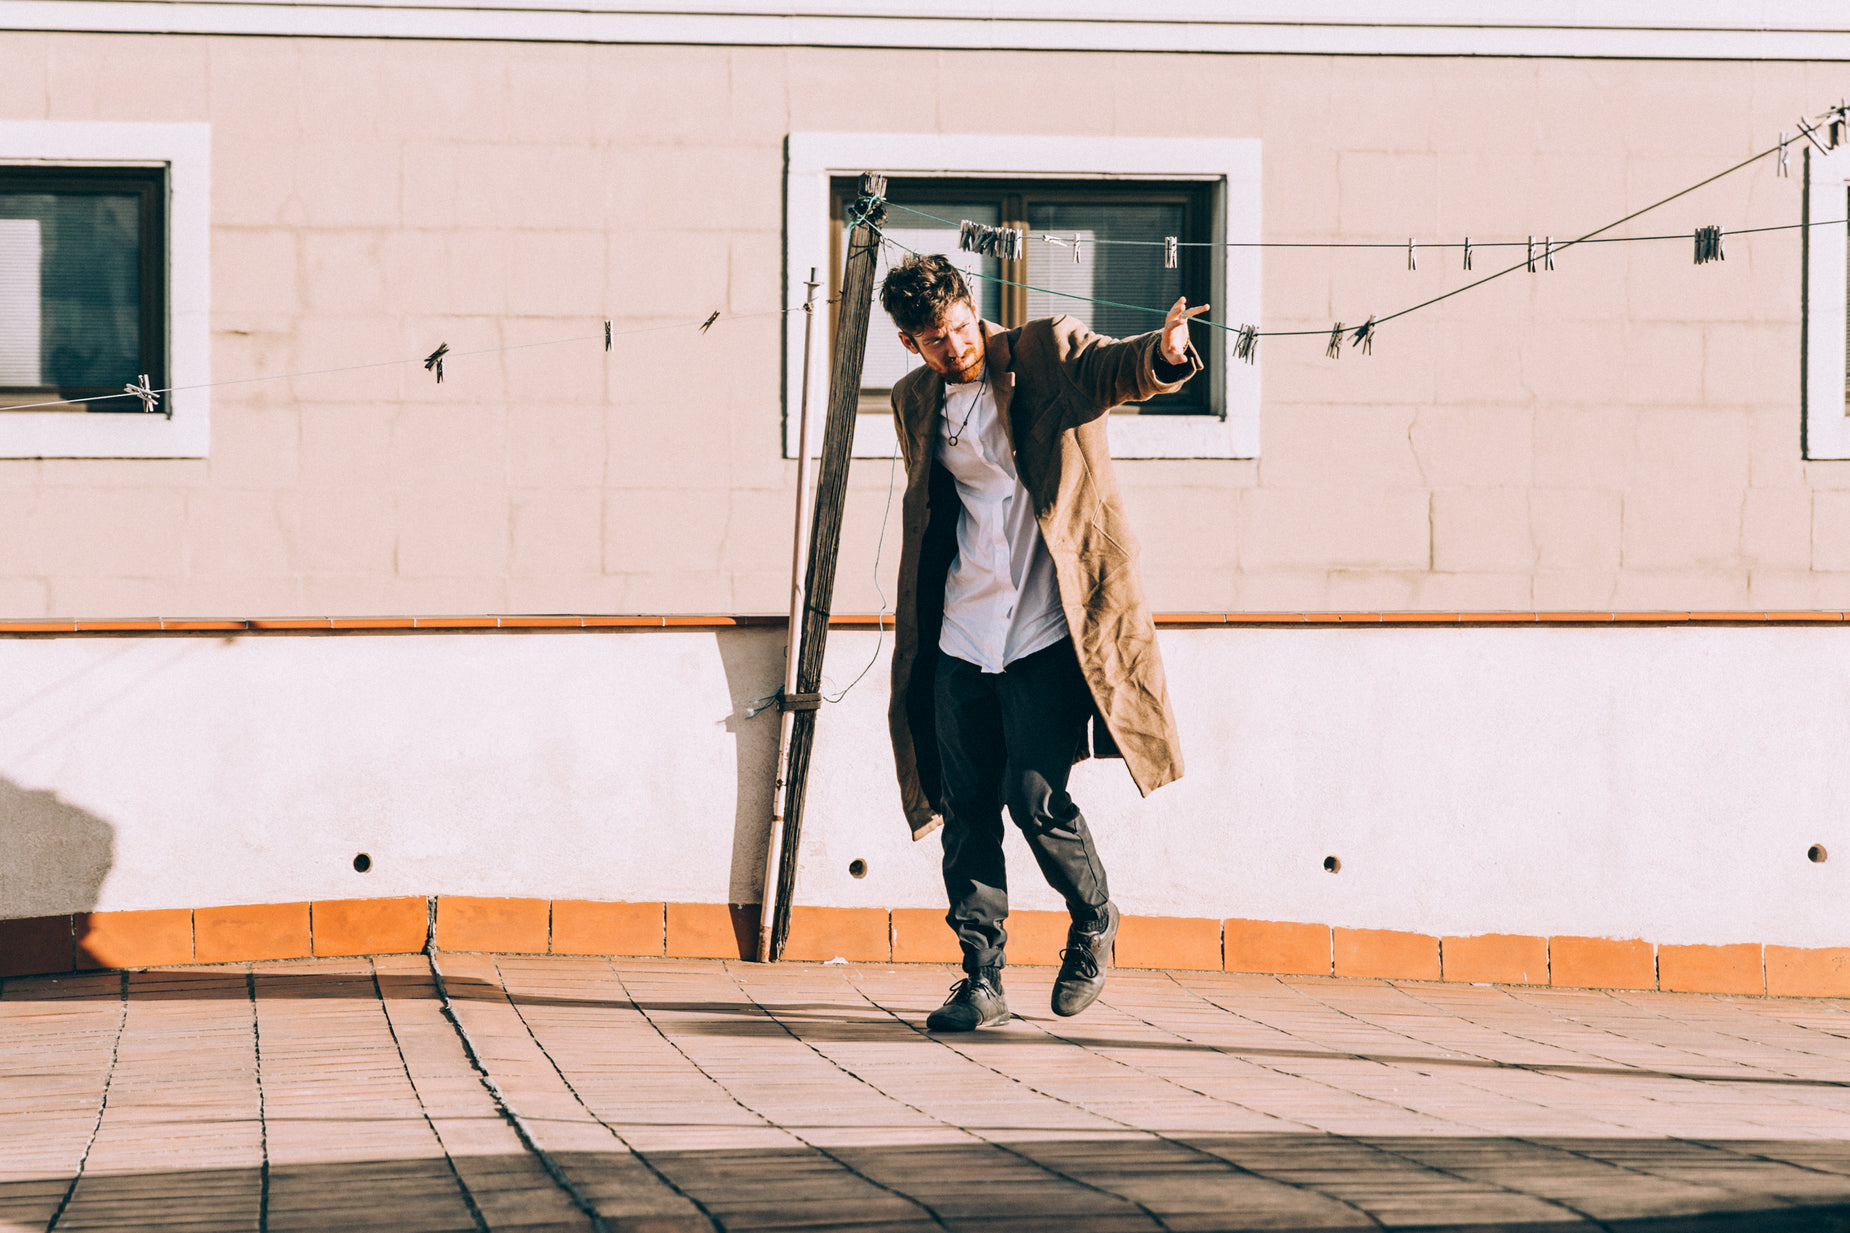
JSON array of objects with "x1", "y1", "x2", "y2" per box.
[
  {"x1": 0, "y1": 776, "x2": 116, "y2": 972},
  {"x1": 715, "y1": 629, "x2": 783, "y2": 909}
]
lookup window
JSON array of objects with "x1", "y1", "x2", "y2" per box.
[
  {"x1": 0, "y1": 166, "x2": 166, "y2": 414},
  {"x1": 1803, "y1": 141, "x2": 1850, "y2": 459},
  {"x1": 0, "y1": 121, "x2": 209, "y2": 458},
  {"x1": 786, "y1": 134, "x2": 1261, "y2": 459},
  {"x1": 831, "y1": 177, "x2": 1215, "y2": 415}
]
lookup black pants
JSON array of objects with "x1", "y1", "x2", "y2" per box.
[{"x1": 934, "y1": 638, "x2": 1112, "y2": 972}]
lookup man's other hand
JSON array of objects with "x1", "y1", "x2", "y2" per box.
[{"x1": 1161, "y1": 296, "x2": 1210, "y2": 365}]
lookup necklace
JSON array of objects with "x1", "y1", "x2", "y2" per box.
[{"x1": 944, "y1": 369, "x2": 989, "y2": 448}]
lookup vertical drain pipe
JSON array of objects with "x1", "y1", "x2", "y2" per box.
[{"x1": 758, "y1": 267, "x2": 823, "y2": 963}]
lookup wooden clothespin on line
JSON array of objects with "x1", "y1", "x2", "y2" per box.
[
  {"x1": 1233, "y1": 324, "x2": 1258, "y2": 365},
  {"x1": 1693, "y1": 225, "x2": 1726, "y2": 265},
  {"x1": 1350, "y1": 316, "x2": 1376, "y2": 356},
  {"x1": 123, "y1": 373, "x2": 163, "y2": 417},
  {"x1": 423, "y1": 343, "x2": 448, "y2": 384},
  {"x1": 1795, "y1": 115, "x2": 1830, "y2": 155},
  {"x1": 958, "y1": 220, "x2": 1024, "y2": 261}
]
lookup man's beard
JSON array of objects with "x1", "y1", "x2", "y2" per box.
[{"x1": 936, "y1": 351, "x2": 984, "y2": 383}]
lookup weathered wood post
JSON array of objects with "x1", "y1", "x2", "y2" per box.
[
  {"x1": 763, "y1": 172, "x2": 886, "y2": 960},
  {"x1": 755, "y1": 267, "x2": 825, "y2": 964}
]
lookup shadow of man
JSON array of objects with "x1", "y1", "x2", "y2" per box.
[{"x1": 0, "y1": 776, "x2": 115, "y2": 976}]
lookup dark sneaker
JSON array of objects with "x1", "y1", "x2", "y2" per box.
[
  {"x1": 1051, "y1": 902, "x2": 1118, "y2": 1018},
  {"x1": 925, "y1": 966, "x2": 1010, "y2": 1031}
]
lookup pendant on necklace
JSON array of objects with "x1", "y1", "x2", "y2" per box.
[{"x1": 947, "y1": 376, "x2": 985, "y2": 447}]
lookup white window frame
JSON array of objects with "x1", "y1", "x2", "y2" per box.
[
  {"x1": 0, "y1": 122, "x2": 210, "y2": 459},
  {"x1": 1804, "y1": 141, "x2": 1850, "y2": 460},
  {"x1": 785, "y1": 133, "x2": 1261, "y2": 460}
]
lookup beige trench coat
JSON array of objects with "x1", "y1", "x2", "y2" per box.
[{"x1": 887, "y1": 315, "x2": 1200, "y2": 840}]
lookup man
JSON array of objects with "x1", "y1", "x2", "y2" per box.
[{"x1": 881, "y1": 253, "x2": 1204, "y2": 1031}]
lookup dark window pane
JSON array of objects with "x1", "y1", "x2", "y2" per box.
[
  {"x1": 1026, "y1": 202, "x2": 1184, "y2": 341},
  {"x1": 0, "y1": 189, "x2": 144, "y2": 391},
  {"x1": 837, "y1": 177, "x2": 1212, "y2": 416}
]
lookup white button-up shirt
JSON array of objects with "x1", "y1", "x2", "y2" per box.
[{"x1": 936, "y1": 372, "x2": 1069, "y2": 674}]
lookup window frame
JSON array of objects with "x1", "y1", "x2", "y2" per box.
[
  {"x1": 786, "y1": 133, "x2": 1261, "y2": 460},
  {"x1": 0, "y1": 122, "x2": 209, "y2": 459},
  {"x1": 829, "y1": 175, "x2": 1218, "y2": 416},
  {"x1": 1803, "y1": 141, "x2": 1850, "y2": 459},
  {"x1": 0, "y1": 164, "x2": 168, "y2": 414}
]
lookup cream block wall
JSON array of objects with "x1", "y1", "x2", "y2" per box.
[
  {"x1": 0, "y1": 37, "x2": 1845, "y2": 614},
  {"x1": 0, "y1": 627, "x2": 1841, "y2": 950}
]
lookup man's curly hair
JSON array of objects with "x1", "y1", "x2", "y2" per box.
[{"x1": 879, "y1": 254, "x2": 973, "y2": 335}]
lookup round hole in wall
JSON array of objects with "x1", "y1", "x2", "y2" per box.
[
  {"x1": 1323, "y1": 855, "x2": 1342, "y2": 874},
  {"x1": 1809, "y1": 844, "x2": 1829, "y2": 864},
  {"x1": 848, "y1": 858, "x2": 868, "y2": 879},
  {"x1": 353, "y1": 853, "x2": 373, "y2": 873}
]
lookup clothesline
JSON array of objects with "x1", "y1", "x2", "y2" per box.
[
  {"x1": 11, "y1": 101, "x2": 1848, "y2": 413},
  {"x1": 887, "y1": 199, "x2": 1840, "y2": 250},
  {"x1": 0, "y1": 302, "x2": 828, "y2": 414},
  {"x1": 855, "y1": 119, "x2": 1848, "y2": 349}
]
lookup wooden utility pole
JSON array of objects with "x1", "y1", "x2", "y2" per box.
[
  {"x1": 764, "y1": 172, "x2": 886, "y2": 960},
  {"x1": 756, "y1": 267, "x2": 822, "y2": 965}
]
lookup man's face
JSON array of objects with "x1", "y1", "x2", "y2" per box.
[{"x1": 899, "y1": 298, "x2": 985, "y2": 383}]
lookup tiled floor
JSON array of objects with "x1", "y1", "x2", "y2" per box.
[{"x1": 5, "y1": 956, "x2": 1850, "y2": 1231}]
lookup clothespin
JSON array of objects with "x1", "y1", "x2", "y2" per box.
[
  {"x1": 1350, "y1": 316, "x2": 1375, "y2": 356},
  {"x1": 1325, "y1": 322, "x2": 1345, "y2": 360},
  {"x1": 1693, "y1": 225, "x2": 1725, "y2": 264},
  {"x1": 699, "y1": 311, "x2": 720, "y2": 334},
  {"x1": 1164, "y1": 236, "x2": 1178, "y2": 269},
  {"x1": 1462, "y1": 237, "x2": 1473, "y2": 271},
  {"x1": 958, "y1": 220, "x2": 1023, "y2": 260},
  {"x1": 424, "y1": 343, "x2": 448, "y2": 384},
  {"x1": 1407, "y1": 238, "x2": 1417, "y2": 271},
  {"x1": 1071, "y1": 232, "x2": 1082, "y2": 265},
  {"x1": 1234, "y1": 324, "x2": 1258, "y2": 365},
  {"x1": 1831, "y1": 101, "x2": 1848, "y2": 149},
  {"x1": 123, "y1": 373, "x2": 160, "y2": 416},
  {"x1": 1526, "y1": 237, "x2": 1537, "y2": 273},
  {"x1": 1777, "y1": 132, "x2": 1791, "y2": 178},
  {"x1": 1796, "y1": 116, "x2": 1829, "y2": 155},
  {"x1": 1543, "y1": 237, "x2": 1555, "y2": 272},
  {"x1": 604, "y1": 319, "x2": 612, "y2": 351}
]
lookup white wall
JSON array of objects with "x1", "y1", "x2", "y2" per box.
[{"x1": 0, "y1": 626, "x2": 1843, "y2": 948}]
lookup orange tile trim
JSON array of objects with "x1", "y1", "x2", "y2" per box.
[
  {"x1": 3, "y1": 904, "x2": 1843, "y2": 1003},
  {"x1": 4, "y1": 611, "x2": 1848, "y2": 637}
]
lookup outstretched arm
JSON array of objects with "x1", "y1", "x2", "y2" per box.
[{"x1": 1060, "y1": 296, "x2": 1209, "y2": 424}]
